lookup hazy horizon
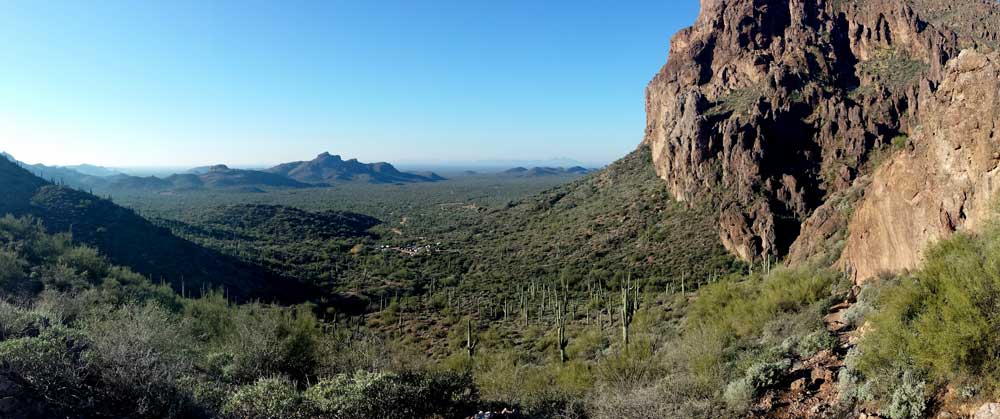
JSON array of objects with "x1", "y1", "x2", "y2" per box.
[{"x1": 0, "y1": 1, "x2": 699, "y2": 168}]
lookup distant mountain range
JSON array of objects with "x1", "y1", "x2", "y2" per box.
[
  {"x1": 0, "y1": 155, "x2": 312, "y2": 301},
  {"x1": 501, "y1": 166, "x2": 593, "y2": 177},
  {"x1": 1, "y1": 152, "x2": 444, "y2": 192},
  {"x1": 267, "y1": 152, "x2": 444, "y2": 184}
]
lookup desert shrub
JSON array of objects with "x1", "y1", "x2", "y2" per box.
[
  {"x1": 32, "y1": 289, "x2": 101, "y2": 325},
  {"x1": 0, "y1": 326, "x2": 90, "y2": 412},
  {"x1": 305, "y1": 370, "x2": 389, "y2": 418},
  {"x1": 81, "y1": 302, "x2": 196, "y2": 418},
  {"x1": 0, "y1": 301, "x2": 51, "y2": 340},
  {"x1": 99, "y1": 266, "x2": 181, "y2": 309},
  {"x1": 689, "y1": 267, "x2": 838, "y2": 342},
  {"x1": 305, "y1": 369, "x2": 476, "y2": 419},
  {"x1": 722, "y1": 378, "x2": 754, "y2": 411},
  {"x1": 216, "y1": 304, "x2": 321, "y2": 384},
  {"x1": 58, "y1": 245, "x2": 109, "y2": 282},
  {"x1": 837, "y1": 346, "x2": 874, "y2": 407},
  {"x1": 858, "y1": 229, "x2": 1000, "y2": 395},
  {"x1": 794, "y1": 329, "x2": 836, "y2": 357},
  {"x1": 745, "y1": 359, "x2": 790, "y2": 389},
  {"x1": 843, "y1": 276, "x2": 893, "y2": 328},
  {"x1": 0, "y1": 248, "x2": 37, "y2": 295},
  {"x1": 37, "y1": 263, "x2": 90, "y2": 293},
  {"x1": 882, "y1": 371, "x2": 925, "y2": 419},
  {"x1": 224, "y1": 376, "x2": 310, "y2": 419},
  {"x1": 318, "y1": 329, "x2": 391, "y2": 374},
  {"x1": 683, "y1": 268, "x2": 837, "y2": 387},
  {"x1": 595, "y1": 339, "x2": 659, "y2": 390}
]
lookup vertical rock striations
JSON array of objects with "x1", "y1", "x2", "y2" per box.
[
  {"x1": 841, "y1": 50, "x2": 1000, "y2": 280},
  {"x1": 644, "y1": 0, "x2": 1000, "y2": 267}
]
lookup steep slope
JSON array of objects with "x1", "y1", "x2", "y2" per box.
[
  {"x1": 0, "y1": 157, "x2": 308, "y2": 301},
  {"x1": 268, "y1": 152, "x2": 443, "y2": 184},
  {"x1": 643, "y1": 0, "x2": 999, "y2": 267},
  {"x1": 0, "y1": 157, "x2": 48, "y2": 215},
  {"x1": 479, "y1": 145, "x2": 740, "y2": 283},
  {"x1": 501, "y1": 166, "x2": 593, "y2": 177}
]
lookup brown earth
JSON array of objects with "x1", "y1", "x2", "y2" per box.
[{"x1": 749, "y1": 298, "x2": 859, "y2": 419}]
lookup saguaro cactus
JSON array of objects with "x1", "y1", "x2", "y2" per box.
[
  {"x1": 621, "y1": 274, "x2": 635, "y2": 350},
  {"x1": 466, "y1": 318, "x2": 478, "y2": 361},
  {"x1": 557, "y1": 293, "x2": 568, "y2": 363}
]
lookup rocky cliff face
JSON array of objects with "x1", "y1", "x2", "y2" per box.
[
  {"x1": 644, "y1": 0, "x2": 1000, "y2": 273},
  {"x1": 841, "y1": 50, "x2": 1000, "y2": 280}
]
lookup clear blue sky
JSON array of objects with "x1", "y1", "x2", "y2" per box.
[{"x1": 0, "y1": 0, "x2": 699, "y2": 167}]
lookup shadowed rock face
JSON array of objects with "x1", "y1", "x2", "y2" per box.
[
  {"x1": 841, "y1": 50, "x2": 1000, "y2": 280},
  {"x1": 644, "y1": 0, "x2": 999, "y2": 266}
]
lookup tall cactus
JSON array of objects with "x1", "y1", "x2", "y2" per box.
[
  {"x1": 621, "y1": 273, "x2": 634, "y2": 351},
  {"x1": 557, "y1": 295, "x2": 568, "y2": 363},
  {"x1": 557, "y1": 279, "x2": 569, "y2": 363},
  {"x1": 466, "y1": 318, "x2": 478, "y2": 361}
]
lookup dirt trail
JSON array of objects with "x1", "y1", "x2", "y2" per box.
[{"x1": 750, "y1": 299, "x2": 859, "y2": 419}]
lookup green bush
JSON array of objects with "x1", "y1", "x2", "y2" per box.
[
  {"x1": 224, "y1": 376, "x2": 310, "y2": 419},
  {"x1": 0, "y1": 326, "x2": 90, "y2": 412},
  {"x1": 882, "y1": 371, "x2": 925, "y2": 419},
  {"x1": 794, "y1": 329, "x2": 836, "y2": 357},
  {"x1": 0, "y1": 301, "x2": 51, "y2": 340},
  {"x1": 38, "y1": 263, "x2": 89, "y2": 293},
  {"x1": 0, "y1": 248, "x2": 36, "y2": 295},
  {"x1": 722, "y1": 378, "x2": 754, "y2": 411},
  {"x1": 216, "y1": 304, "x2": 321, "y2": 384},
  {"x1": 305, "y1": 370, "x2": 387, "y2": 418},
  {"x1": 58, "y1": 245, "x2": 109, "y2": 282},
  {"x1": 81, "y1": 302, "x2": 196, "y2": 418},
  {"x1": 745, "y1": 359, "x2": 790, "y2": 390},
  {"x1": 858, "y1": 229, "x2": 1000, "y2": 395},
  {"x1": 305, "y1": 369, "x2": 476, "y2": 419}
]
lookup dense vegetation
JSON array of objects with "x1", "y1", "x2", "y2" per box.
[
  {"x1": 20, "y1": 145, "x2": 975, "y2": 418},
  {"x1": 835, "y1": 224, "x2": 1000, "y2": 418},
  {"x1": 0, "y1": 215, "x2": 477, "y2": 418},
  {"x1": 0, "y1": 157, "x2": 308, "y2": 302}
]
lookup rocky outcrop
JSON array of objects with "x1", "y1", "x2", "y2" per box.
[
  {"x1": 267, "y1": 152, "x2": 443, "y2": 184},
  {"x1": 975, "y1": 403, "x2": 1000, "y2": 419},
  {"x1": 841, "y1": 50, "x2": 1000, "y2": 280},
  {"x1": 644, "y1": 0, "x2": 1000, "y2": 264}
]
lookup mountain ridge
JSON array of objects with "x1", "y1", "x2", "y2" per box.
[
  {"x1": 267, "y1": 152, "x2": 444, "y2": 184},
  {"x1": 0, "y1": 156, "x2": 313, "y2": 302},
  {"x1": 642, "y1": 0, "x2": 1000, "y2": 279}
]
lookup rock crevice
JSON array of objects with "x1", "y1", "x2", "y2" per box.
[{"x1": 644, "y1": 0, "x2": 1000, "y2": 267}]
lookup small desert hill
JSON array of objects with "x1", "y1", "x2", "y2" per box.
[
  {"x1": 474, "y1": 145, "x2": 740, "y2": 284},
  {"x1": 501, "y1": 166, "x2": 592, "y2": 177},
  {"x1": 0, "y1": 156, "x2": 310, "y2": 301},
  {"x1": 167, "y1": 164, "x2": 310, "y2": 189},
  {"x1": 268, "y1": 152, "x2": 444, "y2": 184}
]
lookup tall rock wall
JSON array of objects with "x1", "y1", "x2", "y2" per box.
[
  {"x1": 643, "y1": 0, "x2": 999, "y2": 269},
  {"x1": 841, "y1": 50, "x2": 1000, "y2": 280}
]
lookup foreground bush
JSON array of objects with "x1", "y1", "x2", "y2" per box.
[
  {"x1": 224, "y1": 376, "x2": 309, "y2": 419},
  {"x1": 854, "y1": 228, "x2": 1000, "y2": 414}
]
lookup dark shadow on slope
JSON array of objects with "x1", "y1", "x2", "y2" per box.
[{"x1": 0, "y1": 157, "x2": 317, "y2": 303}]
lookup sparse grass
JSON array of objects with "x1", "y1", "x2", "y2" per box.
[
  {"x1": 706, "y1": 87, "x2": 763, "y2": 117},
  {"x1": 858, "y1": 48, "x2": 928, "y2": 90}
]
